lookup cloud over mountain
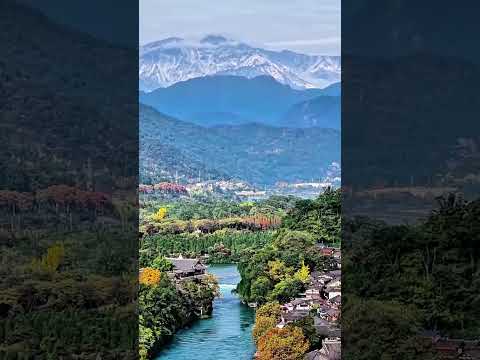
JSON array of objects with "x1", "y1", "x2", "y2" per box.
[{"x1": 139, "y1": 35, "x2": 341, "y2": 91}]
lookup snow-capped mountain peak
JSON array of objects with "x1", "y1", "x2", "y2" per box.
[{"x1": 139, "y1": 35, "x2": 341, "y2": 91}]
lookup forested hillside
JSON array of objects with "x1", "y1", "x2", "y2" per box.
[
  {"x1": 0, "y1": 0, "x2": 137, "y2": 192},
  {"x1": 280, "y1": 96, "x2": 340, "y2": 129},
  {"x1": 343, "y1": 194, "x2": 480, "y2": 359},
  {"x1": 0, "y1": 2, "x2": 138, "y2": 358},
  {"x1": 343, "y1": 53, "x2": 480, "y2": 189},
  {"x1": 140, "y1": 75, "x2": 326, "y2": 126},
  {"x1": 237, "y1": 189, "x2": 341, "y2": 304},
  {"x1": 140, "y1": 105, "x2": 340, "y2": 185}
]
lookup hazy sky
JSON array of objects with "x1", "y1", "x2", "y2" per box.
[{"x1": 140, "y1": 0, "x2": 340, "y2": 55}]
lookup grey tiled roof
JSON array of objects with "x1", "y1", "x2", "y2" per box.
[{"x1": 166, "y1": 258, "x2": 205, "y2": 272}]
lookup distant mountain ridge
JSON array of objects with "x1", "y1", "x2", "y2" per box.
[
  {"x1": 139, "y1": 35, "x2": 340, "y2": 91},
  {"x1": 139, "y1": 75, "x2": 340, "y2": 127},
  {"x1": 140, "y1": 105, "x2": 340, "y2": 185}
]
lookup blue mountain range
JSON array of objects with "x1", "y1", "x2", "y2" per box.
[{"x1": 139, "y1": 75, "x2": 340, "y2": 128}]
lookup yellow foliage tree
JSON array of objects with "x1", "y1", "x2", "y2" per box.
[
  {"x1": 294, "y1": 260, "x2": 310, "y2": 283},
  {"x1": 151, "y1": 207, "x2": 167, "y2": 222},
  {"x1": 268, "y1": 260, "x2": 293, "y2": 282},
  {"x1": 256, "y1": 301, "x2": 282, "y2": 319},
  {"x1": 139, "y1": 267, "x2": 161, "y2": 286},
  {"x1": 253, "y1": 302, "x2": 282, "y2": 344},
  {"x1": 257, "y1": 326, "x2": 310, "y2": 360},
  {"x1": 253, "y1": 316, "x2": 277, "y2": 344},
  {"x1": 31, "y1": 243, "x2": 65, "y2": 274}
]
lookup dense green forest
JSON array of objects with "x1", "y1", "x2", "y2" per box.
[
  {"x1": 140, "y1": 191, "x2": 340, "y2": 268},
  {"x1": 140, "y1": 231, "x2": 274, "y2": 265},
  {"x1": 140, "y1": 105, "x2": 340, "y2": 185},
  {"x1": 0, "y1": 187, "x2": 138, "y2": 358},
  {"x1": 237, "y1": 189, "x2": 341, "y2": 304},
  {"x1": 140, "y1": 195, "x2": 298, "y2": 220},
  {"x1": 343, "y1": 194, "x2": 480, "y2": 359},
  {"x1": 139, "y1": 195, "x2": 299, "y2": 265},
  {"x1": 0, "y1": 3, "x2": 139, "y2": 358}
]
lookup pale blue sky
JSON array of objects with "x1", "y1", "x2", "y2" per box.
[{"x1": 140, "y1": 0, "x2": 340, "y2": 55}]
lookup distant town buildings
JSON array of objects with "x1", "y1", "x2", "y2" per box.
[{"x1": 139, "y1": 174, "x2": 340, "y2": 201}]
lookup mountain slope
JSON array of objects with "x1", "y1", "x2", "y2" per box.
[
  {"x1": 318, "y1": 81, "x2": 341, "y2": 96},
  {"x1": 140, "y1": 105, "x2": 340, "y2": 185},
  {"x1": 0, "y1": 0, "x2": 137, "y2": 192},
  {"x1": 139, "y1": 75, "x2": 335, "y2": 126},
  {"x1": 280, "y1": 96, "x2": 341, "y2": 129},
  {"x1": 139, "y1": 35, "x2": 340, "y2": 91},
  {"x1": 343, "y1": 53, "x2": 480, "y2": 189},
  {"x1": 140, "y1": 142, "x2": 228, "y2": 185}
]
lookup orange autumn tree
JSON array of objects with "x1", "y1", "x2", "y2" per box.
[
  {"x1": 139, "y1": 267, "x2": 161, "y2": 286},
  {"x1": 253, "y1": 316, "x2": 277, "y2": 344},
  {"x1": 253, "y1": 302, "x2": 282, "y2": 343},
  {"x1": 257, "y1": 326, "x2": 310, "y2": 360}
]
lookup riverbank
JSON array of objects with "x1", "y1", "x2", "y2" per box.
[
  {"x1": 138, "y1": 268, "x2": 219, "y2": 360},
  {"x1": 156, "y1": 264, "x2": 256, "y2": 359},
  {"x1": 236, "y1": 190, "x2": 342, "y2": 359}
]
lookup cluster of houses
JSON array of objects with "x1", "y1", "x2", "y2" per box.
[{"x1": 277, "y1": 247, "x2": 341, "y2": 360}]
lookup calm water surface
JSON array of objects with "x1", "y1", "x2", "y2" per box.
[{"x1": 156, "y1": 264, "x2": 256, "y2": 359}]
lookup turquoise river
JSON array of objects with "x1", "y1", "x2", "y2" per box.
[{"x1": 156, "y1": 264, "x2": 256, "y2": 359}]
